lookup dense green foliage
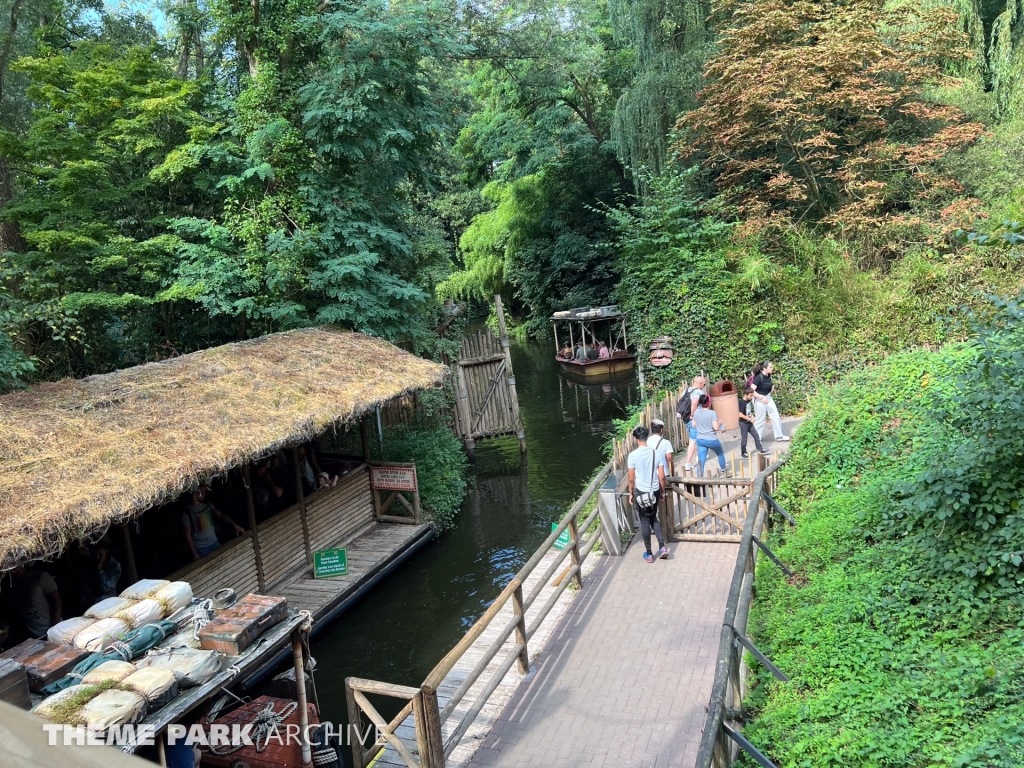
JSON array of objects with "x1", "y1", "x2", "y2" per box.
[
  {"x1": 743, "y1": 299, "x2": 1024, "y2": 766},
  {"x1": 372, "y1": 416, "x2": 469, "y2": 531}
]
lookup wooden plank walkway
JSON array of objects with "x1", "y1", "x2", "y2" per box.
[
  {"x1": 372, "y1": 543, "x2": 603, "y2": 767},
  {"x1": 370, "y1": 417, "x2": 802, "y2": 768},
  {"x1": 275, "y1": 522, "x2": 432, "y2": 623}
]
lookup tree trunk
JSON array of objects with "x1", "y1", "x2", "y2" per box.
[{"x1": 0, "y1": 155, "x2": 24, "y2": 254}]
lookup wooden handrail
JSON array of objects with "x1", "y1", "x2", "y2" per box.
[
  {"x1": 694, "y1": 459, "x2": 785, "y2": 768},
  {"x1": 346, "y1": 459, "x2": 614, "y2": 767}
]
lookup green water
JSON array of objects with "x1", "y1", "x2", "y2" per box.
[{"x1": 305, "y1": 336, "x2": 639, "y2": 730}]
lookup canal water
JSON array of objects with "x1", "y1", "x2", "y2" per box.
[{"x1": 307, "y1": 336, "x2": 639, "y2": 730}]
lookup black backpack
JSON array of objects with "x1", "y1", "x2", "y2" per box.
[{"x1": 676, "y1": 387, "x2": 697, "y2": 422}]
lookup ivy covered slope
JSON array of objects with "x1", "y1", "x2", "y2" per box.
[{"x1": 743, "y1": 299, "x2": 1024, "y2": 767}]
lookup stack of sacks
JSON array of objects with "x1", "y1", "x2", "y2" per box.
[
  {"x1": 136, "y1": 647, "x2": 221, "y2": 687},
  {"x1": 153, "y1": 582, "x2": 193, "y2": 614},
  {"x1": 122, "y1": 667, "x2": 179, "y2": 710},
  {"x1": 73, "y1": 618, "x2": 129, "y2": 652},
  {"x1": 120, "y1": 580, "x2": 170, "y2": 601},
  {"x1": 80, "y1": 660, "x2": 136, "y2": 685},
  {"x1": 47, "y1": 617, "x2": 95, "y2": 646},
  {"x1": 85, "y1": 597, "x2": 137, "y2": 620},
  {"x1": 80, "y1": 689, "x2": 147, "y2": 731},
  {"x1": 116, "y1": 599, "x2": 165, "y2": 630},
  {"x1": 32, "y1": 685, "x2": 92, "y2": 719}
]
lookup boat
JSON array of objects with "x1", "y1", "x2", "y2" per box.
[{"x1": 550, "y1": 306, "x2": 636, "y2": 379}]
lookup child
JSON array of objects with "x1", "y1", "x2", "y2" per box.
[{"x1": 739, "y1": 386, "x2": 770, "y2": 458}]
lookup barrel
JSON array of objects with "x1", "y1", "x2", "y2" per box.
[{"x1": 710, "y1": 380, "x2": 739, "y2": 430}]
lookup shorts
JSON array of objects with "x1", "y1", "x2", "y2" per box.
[{"x1": 688, "y1": 425, "x2": 698, "y2": 440}]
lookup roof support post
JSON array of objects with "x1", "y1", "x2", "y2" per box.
[
  {"x1": 291, "y1": 447, "x2": 313, "y2": 565},
  {"x1": 121, "y1": 523, "x2": 138, "y2": 584},
  {"x1": 240, "y1": 464, "x2": 267, "y2": 592}
]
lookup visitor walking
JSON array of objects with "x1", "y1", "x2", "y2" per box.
[
  {"x1": 627, "y1": 425, "x2": 669, "y2": 563},
  {"x1": 751, "y1": 362, "x2": 790, "y2": 443},
  {"x1": 694, "y1": 394, "x2": 729, "y2": 477},
  {"x1": 649, "y1": 419, "x2": 673, "y2": 481},
  {"x1": 675, "y1": 374, "x2": 706, "y2": 472},
  {"x1": 739, "y1": 386, "x2": 769, "y2": 458}
]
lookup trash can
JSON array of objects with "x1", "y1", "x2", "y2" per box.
[{"x1": 710, "y1": 379, "x2": 739, "y2": 430}]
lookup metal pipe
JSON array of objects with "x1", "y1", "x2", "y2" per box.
[{"x1": 292, "y1": 630, "x2": 313, "y2": 767}]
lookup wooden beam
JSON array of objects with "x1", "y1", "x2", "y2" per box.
[
  {"x1": 121, "y1": 524, "x2": 138, "y2": 584},
  {"x1": 494, "y1": 294, "x2": 527, "y2": 454},
  {"x1": 456, "y1": 352, "x2": 505, "y2": 367},
  {"x1": 240, "y1": 464, "x2": 267, "y2": 592},
  {"x1": 291, "y1": 447, "x2": 313, "y2": 565}
]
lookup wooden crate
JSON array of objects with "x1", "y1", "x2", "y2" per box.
[
  {"x1": 0, "y1": 638, "x2": 90, "y2": 692},
  {"x1": 198, "y1": 595, "x2": 288, "y2": 655},
  {"x1": 200, "y1": 696, "x2": 318, "y2": 768},
  {"x1": 0, "y1": 659, "x2": 31, "y2": 710}
]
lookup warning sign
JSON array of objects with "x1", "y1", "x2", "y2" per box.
[{"x1": 370, "y1": 465, "x2": 418, "y2": 492}]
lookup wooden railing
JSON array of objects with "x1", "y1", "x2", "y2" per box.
[
  {"x1": 694, "y1": 459, "x2": 790, "y2": 768},
  {"x1": 346, "y1": 461, "x2": 613, "y2": 768}
]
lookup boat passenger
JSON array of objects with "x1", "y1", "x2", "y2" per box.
[
  {"x1": 574, "y1": 343, "x2": 586, "y2": 362},
  {"x1": 558, "y1": 343, "x2": 573, "y2": 360},
  {"x1": 598, "y1": 341, "x2": 610, "y2": 359},
  {"x1": 586, "y1": 345, "x2": 600, "y2": 360},
  {"x1": 183, "y1": 485, "x2": 245, "y2": 561}
]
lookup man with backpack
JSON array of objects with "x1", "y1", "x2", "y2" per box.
[
  {"x1": 675, "y1": 375, "x2": 706, "y2": 472},
  {"x1": 627, "y1": 425, "x2": 669, "y2": 563}
]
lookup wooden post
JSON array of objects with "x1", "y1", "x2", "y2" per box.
[
  {"x1": 413, "y1": 488, "x2": 422, "y2": 525},
  {"x1": 419, "y1": 687, "x2": 446, "y2": 768},
  {"x1": 291, "y1": 447, "x2": 313, "y2": 565},
  {"x1": 292, "y1": 630, "x2": 313, "y2": 767},
  {"x1": 553, "y1": 322, "x2": 559, "y2": 353},
  {"x1": 494, "y1": 295, "x2": 527, "y2": 455},
  {"x1": 455, "y1": 364, "x2": 476, "y2": 458},
  {"x1": 360, "y1": 416, "x2": 372, "y2": 464},
  {"x1": 121, "y1": 524, "x2": 138, "y2": 584},
  {"x1": 568, "y1": 515, "x2": 583, "y2": 589},
  {"x1": 240, "y1": 464, "x2": 267, "y2": 592},
  {"x1": 511, "y1": 584, "x2": 530, "y2": 674},
  {"x1": 345, "y1": 680, "x2": 366, "y2": 768}
]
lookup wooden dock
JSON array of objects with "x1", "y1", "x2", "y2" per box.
[{"x1": 277, "y1": 522, "x2": 432, "y2": 623}]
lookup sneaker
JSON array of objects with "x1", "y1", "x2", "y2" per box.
[
  {"x1": 777, "y1": 435, "x2": 791, "y2": 442},
  {"x1": 740, "y1": 452, "x2": 749, "y2": 459},
  {"x1": 658, "y1": 546, "x2": 669, "y2": 560},
  {"x1": 758, "y1": 448, "x2": 771, "y2": 456},
  {"x1": 724, "y1": 470, "x2": 733, "y2": 478},
  {"x1": 684, "y1": 463, "x2": 693, "y2": 471},
  {"x1": 643, "y1": 552, "x2": 655, "y2": 564}
]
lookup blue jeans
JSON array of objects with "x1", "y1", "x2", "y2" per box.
[
  {"x1": 696, "y1": 438, "x2": 726, "y2": 474},
  {"x1": 196, "y1": 539, "x2": 221, "y2": 558}
]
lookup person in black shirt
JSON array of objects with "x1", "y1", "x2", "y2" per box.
[
  {"x1": 738, "y1": 386, "x2": 769, "y2": 458},
  {"x1": 751, "y1": 362, "x2": 790, "y2": 442}
]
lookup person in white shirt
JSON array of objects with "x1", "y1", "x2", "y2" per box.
[
  {"x1": 648, "y1": 419, "x2": 674, "y2": 487},
  {"x1": 627, "y1": 425, "x2": 669, "y2": 563}
]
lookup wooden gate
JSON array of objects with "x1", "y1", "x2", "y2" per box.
[
  {"x1": 663, "y1": 454, "x2": 772, "y2": 542},
  {"x1": 452, "y1": 296, "x2": 526, "y2": 455}
]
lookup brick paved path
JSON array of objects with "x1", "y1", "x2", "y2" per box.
[{"x1": 465, "y1": 540, "x2": 737, "y2": 768}]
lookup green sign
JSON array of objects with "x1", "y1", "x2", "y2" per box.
[
  {"x1": 551, "y1": 522, "x2": 571, "y2": 551},
  {"x1": 313, "y1": 548, "x2": 348, "y2": 579}
]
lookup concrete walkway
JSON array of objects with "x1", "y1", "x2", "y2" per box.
[{"x1": 466, "y1": 541, "x2": 736, "y2": 768}]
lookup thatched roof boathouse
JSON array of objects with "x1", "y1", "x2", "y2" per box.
[{"x1": 0, "y1": 327, "x2": 446, "y2": 644}]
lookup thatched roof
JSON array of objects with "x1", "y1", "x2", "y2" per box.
[{"x1": 0, "y1": 328, "x2": 447, "y2": 572}]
